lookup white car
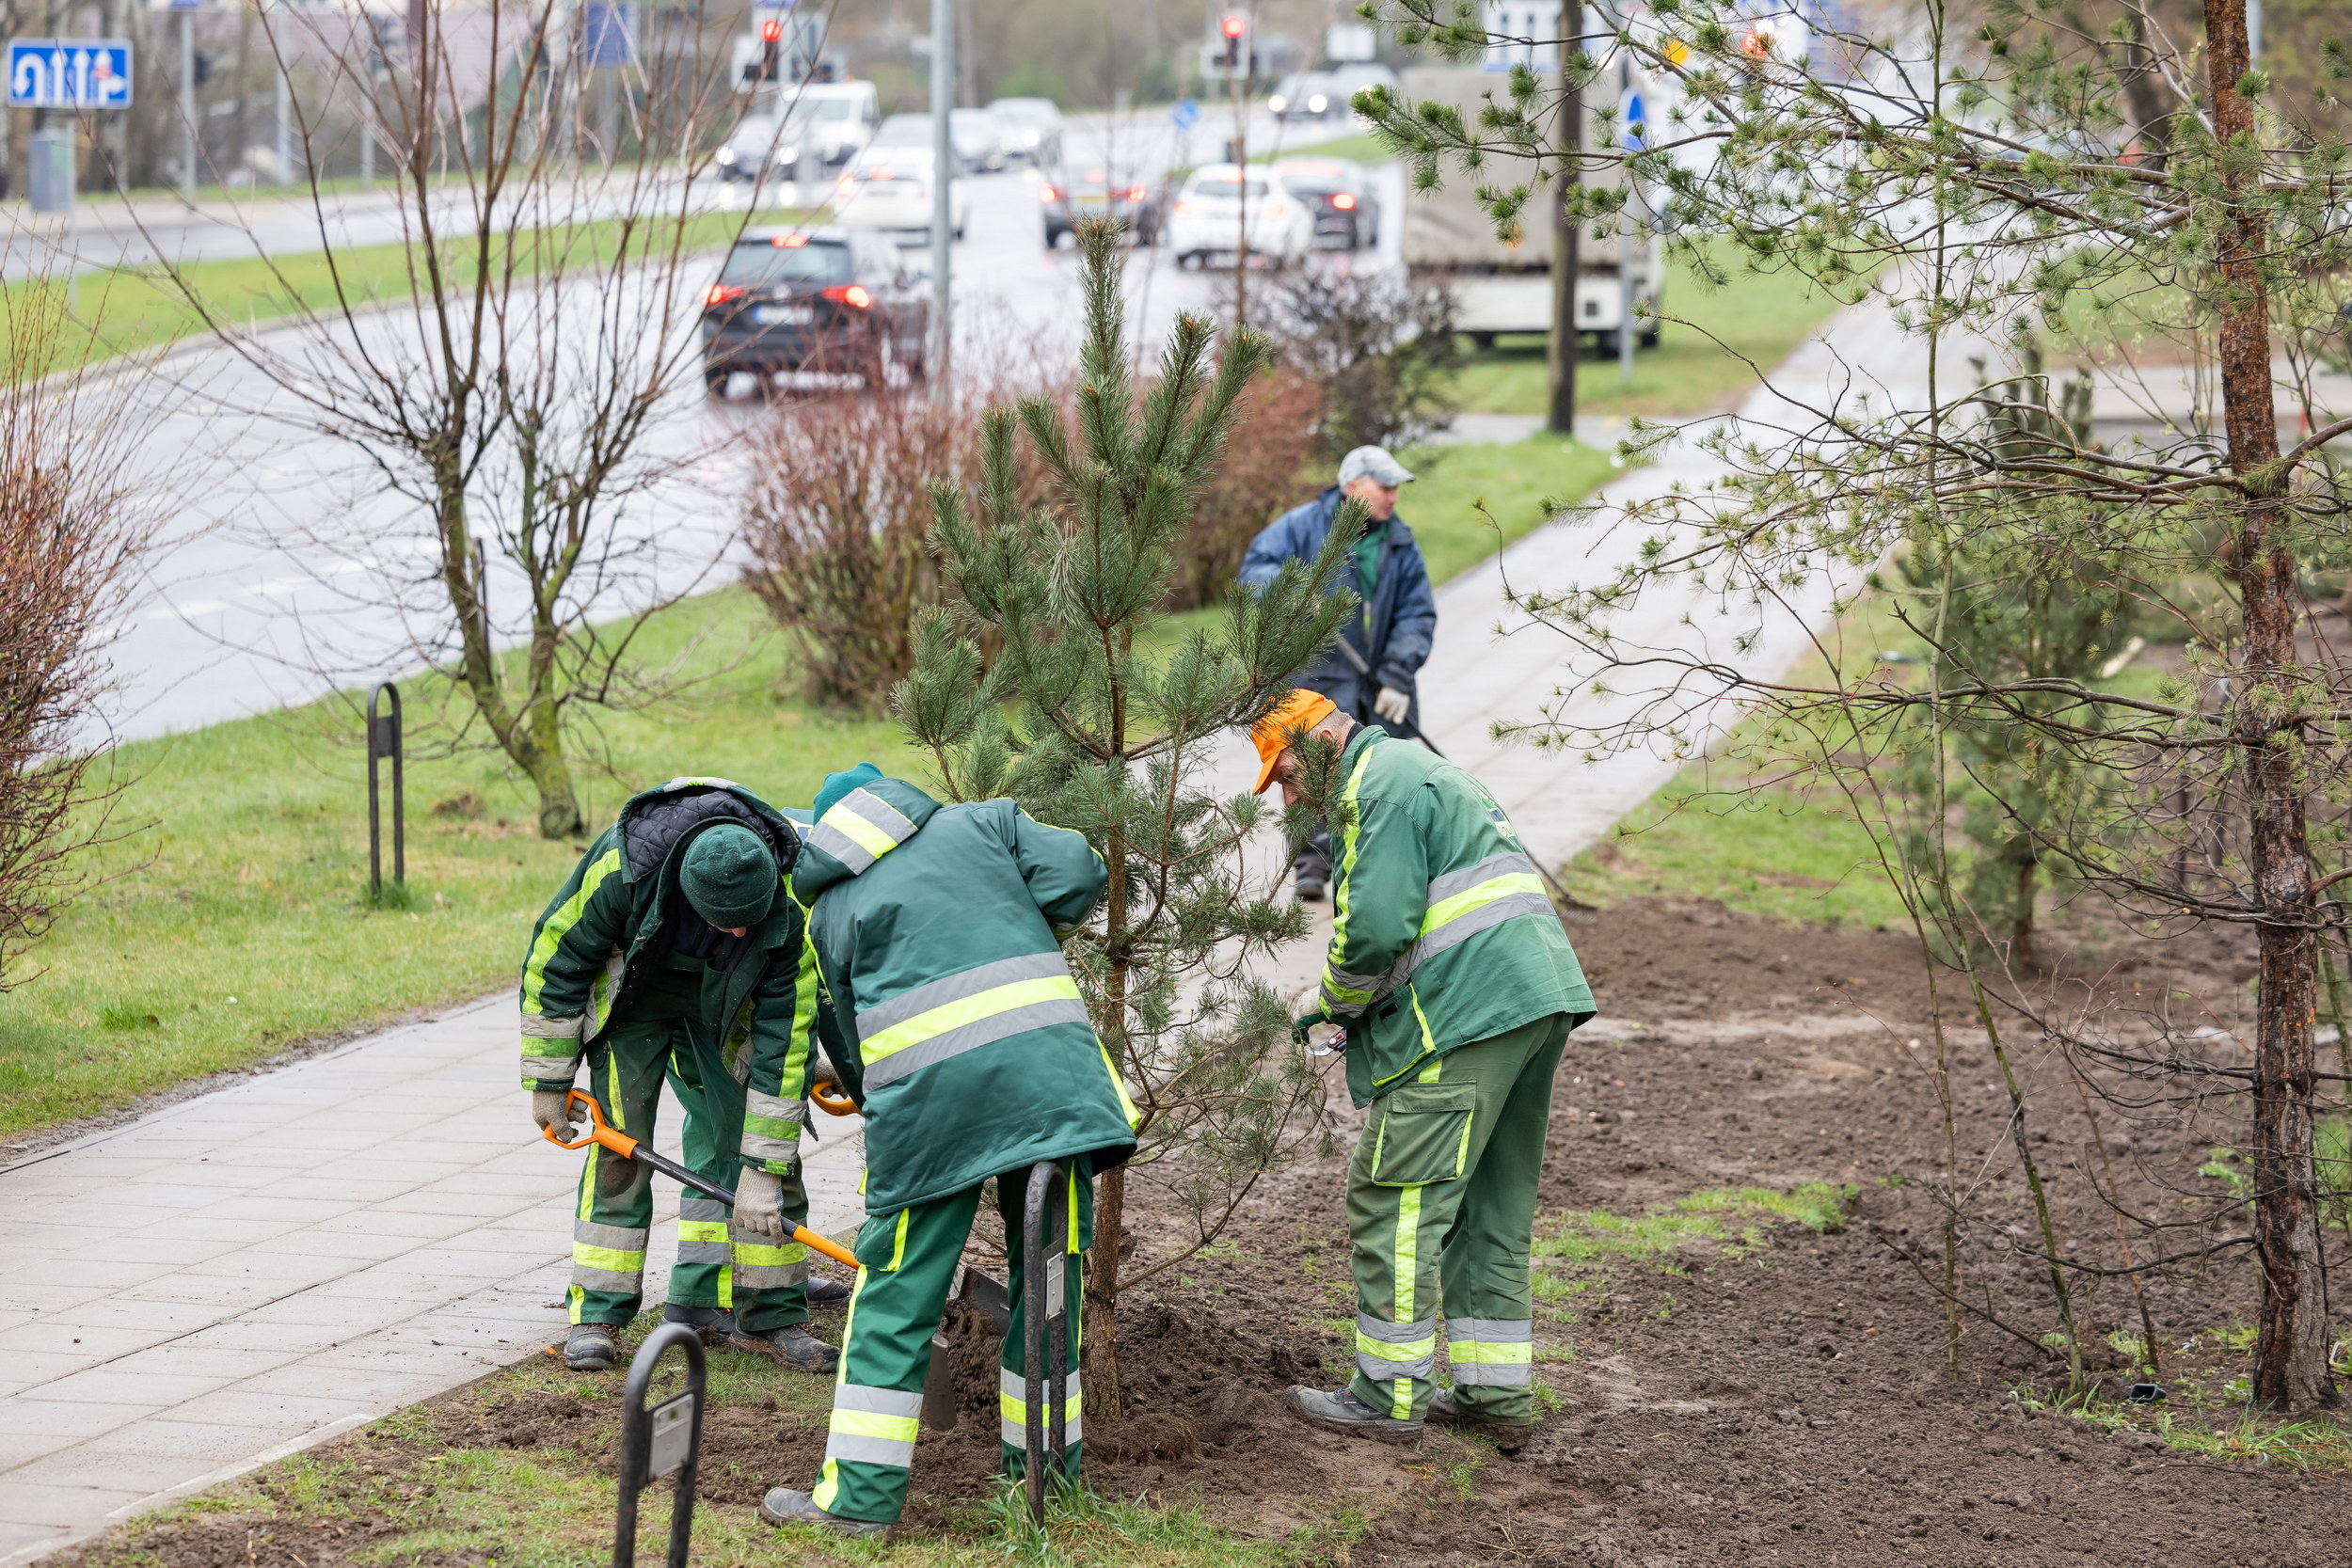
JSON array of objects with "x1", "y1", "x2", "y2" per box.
[
  {"x1": 829, "y1": 148, "x2": 973, "y2": 245},
  {"x1": 780, "y1": 80, "x2": 881, "y2": 168},
  {"x1": 949, "y1": 108, "x2": 1007, "y2": 173},
  {"x1": 1166, "y1": 165, "x2": 1313, "y2": 267}
]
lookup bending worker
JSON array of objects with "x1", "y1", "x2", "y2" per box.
[
  {"x1": 760, "y1": 764, "x2": 1138, "y2": 1542},
  {"x1": 1239, "y1": 444, "x2": 1437, "y2": 900},
  {"x1": 520, "y1": 777, "x2": 844, "y2": 1374},
  {"x1": 1249, "y1": 690, "x2": 1593, "y2": 1447}
]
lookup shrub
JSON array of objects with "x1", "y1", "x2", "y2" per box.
[{"x1": 1163, "y1": 365, "x2": 1322, "y2": 610}]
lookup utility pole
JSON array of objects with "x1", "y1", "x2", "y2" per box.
[
  {"x1": 927, "y1": 0, "x2": 954, "y2": 381},
  {"x1": 179, "y1": 4, "x2": 197, "y2": 196},
  {"x1": 1545, "y1": 1, "x2": 1581, "y2": 436},
  {"x1": 1220, "y1": 9, "x2": 1248, "y2": 328}
]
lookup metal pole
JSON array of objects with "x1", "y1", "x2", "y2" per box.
[
  {"x1": 1021, "y1": 1159, "x2": 1063, "y2": 1525},
  {"x1": 179, "y1": 8, "x2": 196, "y2": 197},
  {"x1": 1618, "y1": 217, "x2": 1635, "y2": 387},
  {"x1": 1545, "y1": 1, "x2": 1581, "y2": 436},
  {"x1": 927, "y1": 0, "x2": 953, "y2": 381},
  {"x1": 367, "y1": 681, "x2": 403, "y2": 899},
  {"x1": 614, "y1": 1323, "x2": 707, "y2": 1568},
  {"x1": 274, "y1": 48, "x2": 290, "y2": 183}
]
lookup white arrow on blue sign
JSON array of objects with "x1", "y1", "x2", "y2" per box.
[
  {"x1": 8, "y1": 39, "x2": 133, "y2": 109},
  {"x1": 1170, "y1": 98, "x2": 1200, "y2": 132}
]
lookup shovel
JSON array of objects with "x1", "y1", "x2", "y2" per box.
[{"x1": 540, "y1": 1086, "x2": 861, "y2": 1270}]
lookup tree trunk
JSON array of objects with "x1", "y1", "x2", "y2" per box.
[
  {"x1": 2203, "y1": 0, "x2": 2338, "y2": 1411},
  {"x1": 1084, "y1": 1164, "x2": 1124, "y2": 1423},
  {"x1": 2011, "y1": 854, "x2": 2037, "y2": 971}
]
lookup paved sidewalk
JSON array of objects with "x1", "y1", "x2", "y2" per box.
[{"x1": 0, "y1": 998, "x2": 866, "y2": 1565}]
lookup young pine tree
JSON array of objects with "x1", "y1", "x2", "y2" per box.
[{"x1": 893, "y1": 222, "x2": 1358, "y2": 1418}]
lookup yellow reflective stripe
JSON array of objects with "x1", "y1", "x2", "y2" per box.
[
  {"x1": 1356, "y1": 1332, "x2": 1435, "y2": 1362},
  {"x1": 784, "y1": 917, "x2": 821, "y2": 1100},
  {"x1": 676, "y1": 1220, "x2": 728, "y2": 1243},
  {"x1": 887, "y1": 1209, "x2": 911, "y2": 1272},
  {"x1": 819, "y1": 800, "x2": 900, "y2": 858},
  {"x1": 1418, "y1": 872, "x2": 1547, "y2": 937},
  {"x1": 572, "y1": 1243, "x2": 644, "y2": 1273},
  {"x1": 1451, "y1": 1341, "x2": 1534, "y2": 1365},
  {"x1": 998, "y1": 1391, "x2": 1084, "y2": 1421},
  {"x1": 1391, "y1": 1182, "x2": 1424, "y2": 1418},
  {"x1": 1326, "y1": 744, "x2": 1379, "y2": 975},
  {"x1": 862, "y1": 976, "x2": 1084, "y2": 1062},
  {"x1": 521, "y1": 847, "x2": 623, "y2": 1014},
  {"x1": 736, "y1": 1240, "x2": 808, "y2": 1266},
  {"x1": 1320, "y1": 966, "x2": 1377, "y2": 1007},
  {"x1": 811, "y1": 1458, "x2": 843, "y2": 1512},
  {"x1": 1098, "y1": 1043, "x2": 1140, "y2": 1131},
  {"x1": 830, "y1": 1407, "x2": 920, "y2": 1443}
]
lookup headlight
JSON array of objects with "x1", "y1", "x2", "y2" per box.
[
  {"x1": 1308, "y1": 94, "x2": 1327, "y2": 113},
  {"x1": 1024, "y1": 130, "x2": 1040, "y2": 146},
  {"x1": 716, "y1": 147, "x2": 737, "y2": 165},
  {"x1": 1268, "y1": 95, "x2": 1287, "y2": 112},
  {"x1": 777, "y1": 147, "x2": 798, "y2": 164}
]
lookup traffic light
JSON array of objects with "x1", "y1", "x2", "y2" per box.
[
  {"x1": 191, "y1": 50, "x2": 215, "y2": 87},
  {"x1": 757, "y1": 16, "x2": 782, "y2": 81},
  {"x1": 1220, "y1": 12, "x2": 1244, "y2": 71}
]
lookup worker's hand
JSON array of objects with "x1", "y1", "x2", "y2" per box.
[
  {"x1": 1374, "y1": 686, "x2": 1411, "y2": 726},
  {"x1": 532, "y1": 1089, "x2": 578, "y2": 1142},
  {"x1": 734, "y1": 1166, "x2": 787, "y2": 1242},
  {"x1": 1291, "y1": 1010, "x2": 1328, "y2": 1047}
]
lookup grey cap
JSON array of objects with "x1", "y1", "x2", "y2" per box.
[{"x1": 1337, "y1": 445, "x2": 1415, "y2": 487}]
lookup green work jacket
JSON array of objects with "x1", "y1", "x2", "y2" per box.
[
  {"x1": 516, "y1": 778, "x2": 819, "y2": 1175},
  {"x1": 788, "y1": 776, "x2": 1139, "y2": 1216},
  {"x1": 1318, "y1": 727, "x2": 1595, "y2": 1105}
]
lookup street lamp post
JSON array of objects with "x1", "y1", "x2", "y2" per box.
[{"x1": 927, "y1": 0, "x2": 954, "y2": 382}]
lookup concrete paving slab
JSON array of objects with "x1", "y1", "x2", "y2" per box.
[
  {"x1": 13, "y1": 1370, "x2": 235, "y2": 1409},
  {"x1": 4, "y1": 1445, "x2": 218, "y2": 1497},
  {"x1": 0, "y1": 1482, "x2": 151, "y2": 1529},
  {"x1": 0, "y1": 1436, "x2": 78, "y2": 1476},
  {"x1": 0, "y1": 1397, "x2": 153, "y2": 1441},
  {"x1": 0, "y1": 1323, "x2": 172, "y2": 1359}
]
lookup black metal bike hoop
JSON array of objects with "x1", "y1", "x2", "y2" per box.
[
  {"x1": 1022, "y1": 1158, "x2": 1071, "y2": 1525},
  {"x1": 614, "y1": 1322, "x2": 707, "y2": 1568},
  {"x1": 365, "y1": 680, "x2": 404, "y2": 898}
]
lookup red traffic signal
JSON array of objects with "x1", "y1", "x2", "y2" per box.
[
  {"x1": 759, "y1": 17, "x2": 784, "y2": 40},
  {"x1": 1219, "y1": 13, "x2": 1246, "y2": 39}
]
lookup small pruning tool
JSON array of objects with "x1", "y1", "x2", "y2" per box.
[
  {"x1": 1292, "y1": 1010, "x2": 1347, "y2": 1058},
  {"x1": 540, "y1": 1087, "x2": 861, "y2": 1270}
]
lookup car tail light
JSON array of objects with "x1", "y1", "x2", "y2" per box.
[
  {"x1": 771, "y1": 233, "x2": 810, "y2": 246},
  {"x1": 821, "y1": 284, "x2": 873, "y2": 309},
  {"x1": 1173, "y1": 199, "x2": 1191, "y2": 215},
  {"x1": 1332, "y1": 192, "x2": 1356, "y2": 211},
  {"x1": 705, "y1": 284, "x2": 745, "y2": 307},
  {"x1": 1039, "y1": 185, "x2": 1058, "y2": 202},
  {"x1": 1126, "y1": 186, "x2": 1146, "y2": 201}
]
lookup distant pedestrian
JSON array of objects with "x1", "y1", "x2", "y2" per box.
[{"x1": 1239, "y1": 444, "x2": 1436, "y2": 900}]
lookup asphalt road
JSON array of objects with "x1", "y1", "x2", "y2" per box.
[{"x1": 84, "y1": 108, "x2": 1398, "y2": 742}]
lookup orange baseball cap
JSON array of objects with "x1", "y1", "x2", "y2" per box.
[{"x1": 1249, "y1": 689, "x2": 1338, "y2": 794}]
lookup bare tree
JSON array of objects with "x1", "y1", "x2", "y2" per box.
[
  {"x1": 139, "y1": 0, "x2": 772, "y2": 836},
  {"x1": 1359, "y1": 0, "x2": 2352, "y2": 1407}
]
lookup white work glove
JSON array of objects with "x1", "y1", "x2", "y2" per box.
[
  {"x1": 532, "y1": 1088, "x2": 578, "y2": 1141},
  {"x1": 734, "y1": 1165, "x2": 787, "y2": 1242},
  {"x1": 1375, "y1": 686, "x2": 1411, "y2": 725}
]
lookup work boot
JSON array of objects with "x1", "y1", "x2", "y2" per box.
[
  {"x1": 663, "y1": 1304, "x2": 736, "y2": 1346},
  {"x1": 564, "y1": 1323, "x2": 621, "y2": 1371},
  {"x1": 1294, "y1": 869, "x2": 1327, "y2": 902},
  {"x1": 805, "y1": 1276, "x2": 852, "y2": 1307},
  {"x1": 1424, "y1": 1388, "x2": 1538, "y2": 1452},
  {"x1": 759, "y1": 1487, "x2": 891, "y2": 1541},
  {"x1": 1281, "y1": 1385, "x2": 1422, "y2": 1443},
  {"x1": 731, "y1": 1323, "x2": 841, "y2": 1372}
]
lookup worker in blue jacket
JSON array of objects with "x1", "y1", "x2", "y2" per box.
[{"x1": 1239, "y1": 444, "x2": 1438, "y2": 900}]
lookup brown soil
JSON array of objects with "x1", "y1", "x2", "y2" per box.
[{"x1": 62, "y1": 896, "x2": 2351, "y2": 1567}]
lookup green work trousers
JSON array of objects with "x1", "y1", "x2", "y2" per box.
[
  {"x1": 1347, "y1": 1010, "x2": 1572, "y2": 1422},
  {"x1": 810, "y1": 1163, "x2": 1091, "y2": 1525},
  {"x1": 567, "y1": 1013, "x2": 811, "y2": 1332}
]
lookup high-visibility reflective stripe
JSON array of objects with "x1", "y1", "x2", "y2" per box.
[
  {"x1": 746, "y1": 1089, "x2": 804, "y2": 1126},
  {"x1": 1424, "y1": 852, "x2": 1538, "y2": 908},
  {"x1": 521, "y1": 1053, "x2": 580, "y2": 1084},
  {"x1": 1445, "y1": 1317, "x2": 1533, "y2": 1345},
  {"x1": 1445, "y1": 1318, "x2": 1533, "y2": 1383},
  {"x1": 572, "y1": 1265, "x2": 642, "y2": 1295},
  {"x1": 675, "y1": 1205, "x2": 730, "y2": 1268},
  {"x1": 886, "y1": 1209, "x2": 911, "y2": 1272},
  {"x1": 825, "y1": 1384, "x2": 921, "y2": 1469},
  {"x1": 1098, "y1": 1042, "x2": 1140, "y2": 1130},
  {"x1": 573, "y1": 1243, "x2": 645, "y2": 1275},
  {"x1": 520, "y1": 1012, "x2": 584, "y2": 1038},
  {"x1": 1324, "y1": 744, "x2": 1380, "y2": 1002},
  {"x1": 1449, "y1": 1360, "x2": 1534, "y2": 1385},
  {"x1": 1320, "y1": 962, "x2": 1385, "y2": 1018},
  {"x1": 806, "y1": 789, "x2": 918, "y2": 875},
  {"x1": 575, "y1": 1221, "x2": 647, "y2": 1251},
  {"x1": 858, "y1": 959, "x2": 1089, "y2": 1089},
  {"x1": 1355, "y1": 1312, "x2": 1437, "y2": 1382},
  {"x1": 661, "y1": 775, "x2": 749, "y2": 792},
  {"x1": 741, "y1": 1130, "x2": 800, "y2": 1163},
  {"x1": 857, "y1": 952, "x2": 1072, "y2": 1037},
  {"x1": 675, "y1": 1241, "x2": 731, "y2": 1266},
  {"x1": 735, "y1": 1233, "x2": 809, "y2": 1288},
  {"x1": 1448, "y1": 1340, "x2": 1534, "y2": 1364},
  {"x1": 1387, "y1": 1184, "x2": 1426, "y2": 1418},
  {"x1": 735, "y1": 1240, "x2": 809, "y2": 1267},
  {"x1": 521, "y1": 847, "x2": 623, "y2": 1014},
  {"x1": 997, "y1": 1367, "x2": 1085, "y2": 1448},
  {"x1": 680, "y1": 1196, "x2": 728, "y2": 1223}
]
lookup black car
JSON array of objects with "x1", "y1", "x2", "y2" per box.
[
  {"x1": 699, "y1": 226, "x2": 927, "y2": 393},
  {"x1": 1039, "y1": 167, "x2": 1163, "y2": 248},
  {"x1": 1272, "y1": 158, "x2": 1380, "y2": 250}
]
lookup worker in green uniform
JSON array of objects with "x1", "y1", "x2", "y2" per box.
[
  {"x1": 1248, "y1": 690, "x2": 1594, "y2": 1448},
  {"x1": 758, "y1": 764, "x2": 1139, "y2": 1542},
  {"x1": 520, "y1": 777, "x2": 846, "y2": 1373}
]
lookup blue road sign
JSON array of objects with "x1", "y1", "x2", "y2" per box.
[
  {"x1": 1170, "y1": 98, "x2": 1200, "y2": 131},
  {"x1": 8, "y1": 39, "x2": 133, "y2": 110},
  {"x1": 581, "y1": 3, "x2": 634, "y2": 67},
  {"x1": 1624, "y1": 90, "x2": 1646, "y2": 149}
]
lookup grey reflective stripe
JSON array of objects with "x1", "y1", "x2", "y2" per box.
[
  {"x1": 747, "y1": 1088, "x2": 804, "y2": 1124},
  {"x1": 735, "y1": 1259, "x2": 809, "y2": 1289},
  {"x1": 679, "y1": 1195, "x2": 730, "y2": 1223},
  {"x1": 741, "y1": 1131, "x2": 801, "y2": 1162},
  {"x1": 998, "y1": 1368, "x2": 1085, "y2": 1447},
  {"x1": 1320, "y1": 983, "x2": 1371, "y2": 1021},
  {"x1": 860, "y1": 999, "x2": 1091, "y2": 1091},
  {"x1": 856, "y1": 951, "x2": 1071, "y2": 1039},
  {"x1": 825, "y1": 1433, "x2": 916, "y2": 1468},
  {"x1": 520, "y1": 1011, "x2": 585, "y2": 1038},
  {"x1": 803, "y1": 822, "x2": 876, "y2": 874},
  {"x1": 1356, "y1": 1312, "x2": 1437, "y2": 1382},
  {"x1": 571, "y1": 1265, "x2": 643, "y2": 1294},
  {"x1": 841, "y1": 787, "x2": 917, "y2": 844},
  {"x1": 1355, "y1": 1313, "x2": 1435, "y2": 1344},
  {"x1": 1392, "y1": 893, "x2": 1555, "y2": 986},
  {"x1": 837, "y1": 1384, "x2": 926, "y2": 1418},
  {"x1": 1357, "y1": 1348, "x2": 1435, "y2": 1381},
  {"x1": 1424, "y1": 852, "x2": 1537, "y2": 908},
  {"x1": 1445, "y1": 1317, "x2": 1534, "y2": 1342},
  {"x1": 675, "y1": 1240, "x2": 731, "y2": 1266},
  {"x1": 521, "y1": 1054, "x2": 580, "y2": 1083},
  {"x1": 575, "y1": 1221, "x2": 649, "y2": 1250},
  {"x1": 1449, "y1": 1361, "x2": 1533, "y2": 1386}
]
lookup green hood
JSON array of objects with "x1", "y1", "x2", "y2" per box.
[{"x1": 790, "y1": 777, "x2": 941, "y2": 902}]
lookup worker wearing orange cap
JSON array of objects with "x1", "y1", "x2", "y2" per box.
[{"x1": 1248, "y1": 689, "x2": 1592, "y2": 1449}]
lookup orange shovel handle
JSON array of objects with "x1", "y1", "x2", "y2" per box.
[
  {"x1": 809, "y1": 1078, "x2": 860, "y2": 1117},
  {"x1": 538, "y1": 1087, "x2": 640, "y2": 1159}
]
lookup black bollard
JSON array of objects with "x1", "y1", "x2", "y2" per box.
[
  {"x1": 614, "y1": 1322, "x2": 706, "y2": 1568},
  {"x1": 365, "y1": 681, "x2": 404, "y2": 901},
  {"x1": 1021, "y1": 1159, "x2": 1071, "y2": 1525}
]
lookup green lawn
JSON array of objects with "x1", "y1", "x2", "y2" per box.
[
  {"x1": 0, "y1": 588, "x2": 900, "y2": 1143},
  {"x1": 1400, "y1": 434, "x2": 1620, "y2": 585},
  {"x1": 1450, "y1": 249, "x2": 1853, "y2": 420},
  {"x1": 16, "y1": 204, "x2": 811, "y2": 372}
]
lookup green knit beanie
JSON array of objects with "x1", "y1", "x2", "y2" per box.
[
  {"x1": 812, "y1": 761, "x2": 882, "y2": 821},
  {"x1": 679, "y1": 824, "x2": 776, "y2": 929}
]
